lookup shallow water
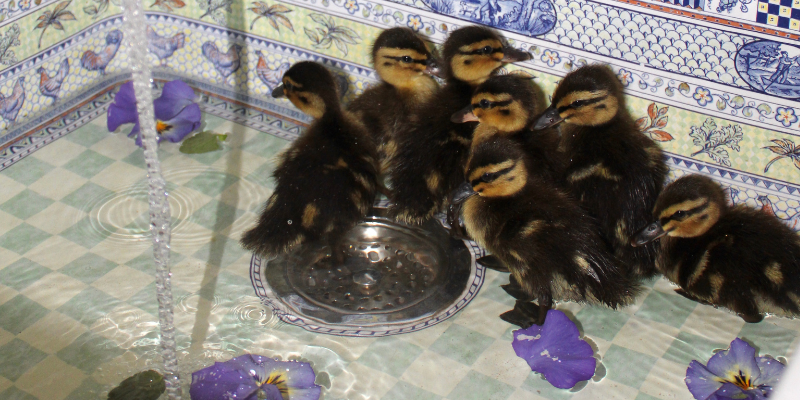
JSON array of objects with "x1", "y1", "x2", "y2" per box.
[{"x1": 0, "y1": 116, "x2": 798, "y2": 400}]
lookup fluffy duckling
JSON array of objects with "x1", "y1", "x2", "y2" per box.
[
  {"x1": 632, "y1": 174, "x2": 800, "y2": 323},
  {"x1": 241, "y1": 62, "x2": 379, "y2": 257},
  {"x1": 451, "y1": 136, "x2": 641, "y2": 326},
  {"x1": 347, "y1": 27, "x2": 439, "y2": 173},
  {"x1": 388, "y1": 25, "x2": 530, "y2": 224},
  {"x1": 533, "y1": 64, "x2": 667, "y2": 279}
]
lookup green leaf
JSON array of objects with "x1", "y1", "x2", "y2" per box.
[
  {"x1": 108, "y1": 370, "x2": 165, "y2": 400},
  {"x1": 701, "y1": 118, "x2": 716, "y2": 134},
  {"x1": 84, "y1": 5, "x2": 98, "y2": 14},
  {"x1": 179, "y1": 131, "x2": 227, "y2": 154}
]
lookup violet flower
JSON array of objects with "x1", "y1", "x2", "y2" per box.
[
  {"x1": 107, "y1": 80, "x2": 201, "y2": 147},
  {"x1": 511, "y1": 309, "x2": 596, "y2": 389},
  {"x1": 686, "y1": 338, "x2": 785, "y2": 400},
  {"x1": 190, "y1": 354, "x2": 321, "y2": 400}
]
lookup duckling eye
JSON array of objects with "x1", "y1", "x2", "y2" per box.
[
  {"x1": 571, "y1": 99, "x2": 586, "y2": 108},
  {"x1": 673, "y1": 210, "x2": 687, "y2": 219},
  {"x1": 481, "y1": 172, "x2": 496, "y2": 182},
  {"x1": 479, "y1": 99, "x2": 491, "y2": 108},
  {"x1": 284, "y1": 82, "x2": 293, "y2": 90},
  {"x1": 482, "y1": 46, "x2": 493, "y2": 55},
  {"x1": 401, "y1": 56, "x2": 412, "y2": 63}
]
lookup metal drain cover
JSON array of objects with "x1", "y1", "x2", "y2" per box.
[{"x1": 251, "y1": 206, "x2": 481, "y2": 335}]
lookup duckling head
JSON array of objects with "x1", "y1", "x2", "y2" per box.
[
  {"x1": 272, "y1": 61, "x2": 339, "y2": 119},
  {"x1": 442, "y1": 26, "x2": 531, "y2": 86},
  {"x1": 632, "y1": 174, "x2": 727, "y2": 246},
  {"x1": 533, "y1": 64, "x2": 624, "y2": 130},
  {"x1": 372, "y1": 27, "x2": 438, "y2": 88},
  {"x1": 451, "y1": 137, "x2": 528, "y2": 204},
  {"x1": 451, "y1": 75, "x2": 538, "y2": 133}
]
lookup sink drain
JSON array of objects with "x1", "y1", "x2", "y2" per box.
[{"x1": 251, "y1": 206, "x2": 483, "y2": 336}]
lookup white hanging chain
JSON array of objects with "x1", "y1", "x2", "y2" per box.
[{"x1": 118, "y1": 1, "x2": 183, "y2": 398}]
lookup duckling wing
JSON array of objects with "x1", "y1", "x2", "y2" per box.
[
  {"x1": 388, "y1": 85, "x2": 475, "y2": 224},
  {"x1": 241, "y1": 131, "x2": 378, "y2": 257},
  {"x1": 564, "y1": 128, "x2": 667, "y2": 278}
]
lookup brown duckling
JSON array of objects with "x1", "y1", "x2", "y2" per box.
[
  {"x1": 347, "y1": 27, "x2": 439, "y2": 174},
  {"x1": 532, "y1": 64, "x2": 668, "y2": 279},
  {"x1": 450, "y1": 136, "x2": 641, "y2": 326},
  {"x1": 388, "y1": 25, "x2": 531, "y2": 225},
  {"x1": 632, "y1": 174, "x2": 800, "y2": 323},
  {"x1": 241, "y1": 61, "x2": 379, "y2": 257}
]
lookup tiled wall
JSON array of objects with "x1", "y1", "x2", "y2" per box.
[{"x1": 1, "y1": 0, "x2": 799, "y2": 223}]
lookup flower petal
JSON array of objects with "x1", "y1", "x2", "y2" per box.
[
  {"x1": 159, "y1": 103, "x2": 201, "y2": 143},
  {"x1": 707, "y1": 339, "x2": 760, "y2": 385},
  {"x1": 753, "y1": 356, "x2": 785, "y2": 389},
  {"x1": 714, "y1": 382, "x2": 755, "y2": 400},
  {"x1": 107, "y1": 82, "x2": 139, "y2": 132},
  {"x1": 512, "y1": 309, "x2": 596, "y2": 389},
  {"x1": 154, "y1": 80, "x2": 196, "y2": 121},
  {"x1": 190, "y1": 360, "x2": 260, "y2": 400},
  {"x1": 686, "y1": 360, "x2": 724, "y2": 400}
]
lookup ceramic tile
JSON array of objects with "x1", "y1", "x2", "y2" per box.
[
  {"x1": 738, "y1": 320, "x2": 799, "y2": 357},
  {"x1": 1, "y1": 157, "x2": 54, "y2": 185},
  {"x1": 638, "y1": 358, "x2": 693, "y2": 400},
  {"x1": 520, "y1": 372, "x2": 575, "y2": 400},
  {"x1": 570, "y1": 381, "x2": 639, "y2": 400},
  {"x1": 0, "y1": 284, "x2": 18, "y2": 306},
  {"x1": 18, "y1": 311, "x2": 88, "y2": 354},
  {"x1": 662, "y1": 331, "x2": 730, "y2": 366},
  {"x1": 0, "y1": 247, "x2": 21, "y2": 271},
  {"x1": 635, "y1": 290, "x2": 699, "y2": 329},
  {"x1": 575, "y1": 307, "x2": 631, "y2": 342},
  {"x1": 0, "y1": 295, "x2": 50, "y2": 335},
  {"x1": 59, "y1": 182, "x2": 114, "y2": 211},
  {"x1": 0, "y1": 385, "x2": 40, "y2": 400},
  {"x1": 56, "y1": 331, "x2": 127, "y2": 373},
  {"x1": 30, "y1": 138, "x2": 88, "y2": 167},
  {"x1": 59, "y1": 217, "x2": 111, "y2": 249},
  {"x1": 89, "y1": 161, "x2": 148, "y2": 191},
  {"x1": 612, "y1": 317, "x2": 680, "y2": 359},
  {"x1": 401, "y1": 350, "x2": 472, "y2": 396},
  {"x1": 447, "y1": 370, "x2": 516, "y2": 400},
  {"x1": 0, "y1": 327, "x2": 13, "y2": 347},
  {"x1": 89, "y1": 238, "x2": 152, "y2": 265},
  {"x1": 357, "y1": 336, "x2": 425, "y2": 378},
  {"x1": 506, "y1": 387, "x2": 550, "y2": 400},
  {"x1": 395, "y1": 320, "x2": 452, "y2": 349},
  {"x1": 0, "y1": 259, "x2": 51, "y2": 292},
  {"x1": 0, "y1": 376, "x2": 11, "y2": 395},
  {"x1": 88, "y1": 134, "x2": 140, "y2": 161},
  {"x1": 429, "y1": 324, "x2": 496, "y2": 366},
  {"x1": 90, "y1": 303, "x2": 158, "y2": 349},
  {"x1": 0, "y1": 174, "x2": 26, "y2": 204},
  {"x1": 59, "y1": 253, "x2": 118, "y2": 285},
  {"x1": 91, "y1": 265, "x2": 155, "y2": 301},
  {"x1": 25, "y1": 202, "x2": 86, "y2": 235},
  {"x1": 23, "y1": 236, "x2": 86, "y2": 270},
  {"x1": 470, "y1": 339, "x2": 531, "y2": 387},
  {"x1": 56, "y1": 287, "x2": 122, "y2": 326},
  {"x1": 63, "y1": 377, "x2": 105, "y2": 400},
  {"x1": 383, "y1": 380, "x2": 443, "y2": 400},
  {"x1": 20, "y1": 272, "x2": 88, "y2": 311},
  {"x1": 0, "y1": 189, "x2": 54, "y2": 220},
  {"x1": 62, "y1": 150, "x2": 116, "y2": 180},
  {"x1": 0, "y1": 339, "x2": 49, "y2": 381},
  {"x1": 452, "y1": 296, "x2": 515, "y2": 338},
  {"x1": 0, "y1": 223, "x2": 53, "y2": 255},
  {"x1": 0, "y1": 210, "x2": 22, "y2": 237},
  {"x1": 602, "y1": 345, "x2": 659, "y2": 390},
  {"x1": 27, "y1": 168, "x2": 88, "y2": 201},
  {"x1": 14, "y1": 355, "x2": 86, "y2": 400},
  {"x1": 332, "y1": 361, "x2": 398, "y2": 399}
]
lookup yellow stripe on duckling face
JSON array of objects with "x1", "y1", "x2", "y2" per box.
[
  {"x1": 555, "y1": 90, "x2": 619, "y2": 126},
  {"x1": 451, "y1": 39, "x2": 504, "y2": 85},
  {"x1": 658, "y1": 198, "x2": 708, "y2": 220},
  {"x1": 468, "y1": 159, "x2": 515, "y2": 182},
  {"x1": 471, "y1": 161, "x2": 527, "y2": 198}
]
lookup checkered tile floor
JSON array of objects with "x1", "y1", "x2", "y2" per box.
[{"x1": 0, "y1": 111, "x2": 798, "y2": 400}]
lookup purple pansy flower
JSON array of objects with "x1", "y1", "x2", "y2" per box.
[
  {"x1": 686, "y1": 338, "x2": 785, "y2": 400},
  {"x1": 107, "y1": 80, "x2": 201, "y2": 147},
  {"x1": 512, "y1": 309, "x2": 596, "y2": 389},
  {"x1": 190, "y1": 354, "x2": 322, "y2": 400}
]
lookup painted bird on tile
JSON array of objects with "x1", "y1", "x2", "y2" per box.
[
  {"x1": 757, "y1": 195, "x2": 800, "y2": 230},
  {"x1": 202, "y1": 42, "x2": 243, "y2": 84},
  {"x1": 37, "y1": 58, "x2": 69, "y2": 104},
  {"x1": 0, "y1": 77, "x2": 25, "y2": 128},
  {"x1": 254, "y1": 50, "x2": 290, "y2": 91},
  {"x1": 81, "y1": 29, "x2": 124, "y2": 75},
  {"x1": 147, "y1": 26, "x2": 186, "y2": 67},
  {"x1": 150, "y1": 0, "x2": 186, "y2": 12}
]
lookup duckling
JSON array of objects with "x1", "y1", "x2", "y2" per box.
[
  {"x1": 347, "y1": 27, "x2": 439, "y2": 174},
  {"x1": 632, "y1": 174, "x2": 800, "y2": 323},
  {"x1": 240, "y1": 62, "x2": 379, "y2": 257},
  {"x1": 451, "y1": 136, "x2": 641, "y2": 326},
  {"x1": 532, "y1": 64, "x2": 668, "y2": 279},
  {"x1": 447, "y1": 74, "x2": 563, "y2": 245},
  {"x1": 388, "y1": 25, "x2": 531, "y2": 224}
]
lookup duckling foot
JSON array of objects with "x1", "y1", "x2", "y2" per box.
[
  {"x1": 500, "y1": 301, "x2": 541, "y2": 329},
  {"x1": 739, "y1": 313, "x2": 764, "y2": 324},
  {"x1": 674, "y1": 288, "x2": 713, "y2": 306},
  {"x1": 501, "y1": 282, "x2": 534, "y2": 301},
  {"x1": 477, "y1": 255, "x2": 509, "y2": 272}
]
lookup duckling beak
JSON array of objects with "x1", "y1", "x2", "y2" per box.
[
  {"x1": 631, "y1": 221, "x2": 666, "y2": 247},
  {"x1": 532, "y1": 106, "x2": 563, "y2": 130},
  {"x1": 451, "y1": 182, "x2": 478, "y2": 205},
  {"x1": 501, "y1": 47, "x2": 532, "y2": 63},
  {"x1": 424, "y1": 58, "x2": 444, "y2": 78},
  {"x1": 271, "y1": 84, "x2": 285, "y2": 98},
  {"x1": 451, "y1": 105, "x2": 479, "y2": 123}
]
